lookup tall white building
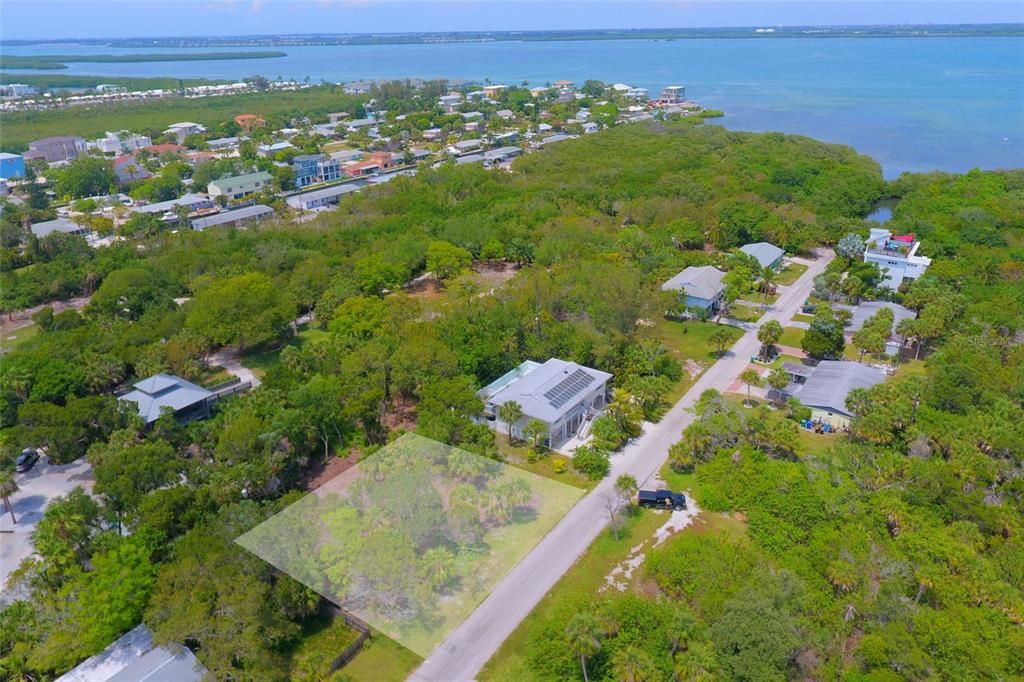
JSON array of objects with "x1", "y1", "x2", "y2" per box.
[
  {"x1": 863, "y1": 228, "x2": 932, "y2": 289},
  {"x1": 92, "y1": 131, "x2": 152, "y2": 154}
]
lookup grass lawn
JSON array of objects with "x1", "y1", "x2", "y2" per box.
[
  {"x1": 242, "y1": 326, "x2": 329, "y2": 378},
  {"x1": 728, "y1": 303, "x2": 764, "y2": 323},
  {"x1": 649, "y1": 319, "x2": 745, "y2": 406},
  {"x1": 197, "y1": 366, "x2": 234, "y2": 388},
  {"x1": 777, "y1": 326, "x2": 806, "y2": 349},
  {"x1": 768, "y1": 353, "x2": 807, "y2": 369},
  {"x1": 343, "y1": 635, "x2": 422, "y2": 682},
  {"x1": 795, "y1": 429, "x2": 839, "y2": 458},
  {"x1": 497, "y1": 436, "x2": 594, "y2": 490},
  {"x1": 775, "y1": 262, "x2": 808, "y2": 286},
  {"x1": 792, "y1": 313, "x2": 816, "y2": 323},
  {"x1": 479, "y1": 510, "x2": 666, "y2": 682},
  {"x1": 1, "y1": 323, "x2": 38, "y2": 353}
]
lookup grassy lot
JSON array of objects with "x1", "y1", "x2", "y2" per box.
[
  {"x1": 242, "y1": 326, "x2": 329, "y2": 378},
  {"x1": 792, "y1": 313, "x2": 816, "y2": 323},
  {"x1": 0, "y1": 323, "x2": 38, "y2": 354},
  {"x1": 343, "y1": 635, "x2": 422, "y2": 682},
  {"x1": 728, "y1": 303, "x2": 764, "y2": 323},
  {"x1": 196, "y1": 366, "x2": 234, "y2": 388},
  {"x1": 775, "y1": 262, "x2": 808, "y2": 286},
  {"x1": 497, "y1": 435, "x2": 594, "y2": 490},
  {"x1": 648, "y1": 319, "x2": 745, "y2": 406},
  {"x1": 777, "y1": 326, "x2": 806, "y2": 349},
  {"x1": 1, "y1": 85, "x2": 366, "y2": 152},
  {"x1": 479, "y1": 510, "x2": 667, "y2": 682},
  {"x1": 796, "y1": 428, "x2": 839, "y2": 458},
  {"x1": 767, "y1": 353, "x2": 807, "y2": 368},
  {"x1": 286, "y1": 614, "x2": 361, "y2": 681}
]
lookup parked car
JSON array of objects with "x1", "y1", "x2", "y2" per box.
[
  {"x1": 637, "y1": 489, "x2": 686, "y2": 511},
  {"x1": 15, "y1": 448, "x2": 39, "y2": 473}
]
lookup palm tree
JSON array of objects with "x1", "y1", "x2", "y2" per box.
[
  {"x1": 0, "y1": 470, "x2": 18, "y2": 524},
  {"x1": 566, "y1": 611, "x2": 602, "y2": 682},
  {"x1": 667, "y1": 607, "x2": 697, "y2": 659},
  {"x1": 498, "y1": 400, "x2": 524, "y2": 442},
  {"x1": 756, "y1": 319, "x2": 783, "y2": 360},
  {"x1": 739, "y1": 368, "x2": 762, "y2": 406},
  {"x1": 674, "y1": 641, "x2": 718, "y2": 682},
  {"x1": 612, "y1": 645, "x2": 658, "y2": 682},
  {"x1": 758, "y1": 265, "x2": 777, "y2": 300}
]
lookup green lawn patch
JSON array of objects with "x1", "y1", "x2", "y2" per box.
[
  {"x1": 197, "y1": 366, "x2": 234, "y2": 388},
  {"x1": 774, "y1": 262, "x2": 808, "y2": 286},
  {"x1": 497, "y1": 436, "x2": 594, "y2": 490},
  {"x1": 777, "y1": 326, "x2": 806, "y2": 349},
  {"x1": 288, "y1": 615, "x2": 361, "y2": 682},
  {"x1": 1, "y1": 323, "x2": 38, "y2": 353},
  {"x1": 728, "y1": 303, "x2": 764, "y2": 323},
  {"x1": 242, "y1": 326, "x2": 329, "y2": 378},
  {"x1": 649, "y1": 319, "x2": 745, "y2": 406},
  {"x1": 342, "y1": 634, "x2": 422, "y2": 682},
  {"x1": 792, "y1": 313, "x2": 816, "y2": 323}
]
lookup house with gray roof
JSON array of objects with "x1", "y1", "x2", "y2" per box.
[
  {"x1": 661, "y1": 265, "x2": 727, "y2": 314},
  {"x1": 120, "y1": 373, "x2": 212, "y2": 425},
  {"x1": 780, "y1": 360, "x2": 886, "y2": 429},
  {"x1": 739, "y1": 242, "x2": 785, "y2": 270},
  {"x1": 30, "y1": 217, "x2": 91, "y2": 240},
  {"x1": 55, "y1": 624, "x2": 206, "y2": 682},
  {"x1": 191, "y1": 204, "x2": 273, "y2": 231},
  {"x1": 207, "y1": 171, "x2": 272, "y2": 200},
  {"x1": 480, "y1": 358, "x2": 612, "y2": 448},
  {"x1": 287, "y1": 183, "x2": 359, "y2": 211}
]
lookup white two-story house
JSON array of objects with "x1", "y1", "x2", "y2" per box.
[{"x1": 863, "y1": 228, "x2": 932, "y2": 289}]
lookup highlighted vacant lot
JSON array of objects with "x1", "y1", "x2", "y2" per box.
[{"x1": 236, "y1": 433, "x2": 582, "y2": 657}]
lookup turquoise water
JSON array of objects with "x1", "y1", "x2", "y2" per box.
[{"x1": 5, "y1": 37, "x2": 1023, "y2": 176}]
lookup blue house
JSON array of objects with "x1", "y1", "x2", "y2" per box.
[
  {"x1": 292, "y1": 154, "x2": 342, "y2": 188},
  {"x1": 661, "y1": 265, "x2": 727, "y2": 315},
  {"x1": 0, "y1": 153, "x2": 25, "y2": 179}
]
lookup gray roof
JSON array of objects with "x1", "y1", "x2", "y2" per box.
[
  {"x1": 485, "y1": 358, "x2": 612, "y2": 424},
  {"x1": 836, "y1": 301, "x2": 916, "y2": 334},
  {"x1": 55, "y1": 624, "x2": 206, "y2": 682},
  {"x1": 191, "y1": 204, "x2": 273, "y2": 230},
  {"x1": 661, "y1": 266, "x2": 726, "y2": 300},
  {"x1": 484, "y1": 146, "x2": 522, "y2": 160},
  {"x1": 287, "y1": 183, "x2": 359, "y2": 207},
  {"x1": 121, "y1": 373, "x2": 212, "y2": 424},
  {"x1": 541, "y1": 133, "x2": 575, "y2": 145},
  {"x1": 207, "y1": 171, "x2": 272, "y2": 192},
  {"x1": 30, "y1": 217, "x2": 90, "y2": 239},
  {"x1": 454, "y1": 153, "x2": 486, "y2": 165},
  {"x1": 206, "y1": 136, "x2": 239, "y2": 148},
  {"x1": 782, "y1": 361, "x2": 814, "y2": 378},
  {"x1": 795, "y1": 361, "x2": 886, "y2": 416},
  {"x1": 135, "y1": 193, "x2": 213, "y2": 214},
  {"x1": 454, "y1": 139, "x2": 482, "y2": 150},
  {"x1": 739, "y1": 242, "x2": 785, "y2": 268}
]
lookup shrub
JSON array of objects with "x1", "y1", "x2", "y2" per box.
[{"x1": 572, "y1": 446, "x2": 610, "y2": 480}]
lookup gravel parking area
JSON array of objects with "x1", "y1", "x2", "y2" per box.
[{"x1": 1, "y1": 458, "x2": 94, "y2": 593}]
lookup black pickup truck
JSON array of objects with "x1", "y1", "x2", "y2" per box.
[{"x1": 638, "y1": 489, "x2": 687, "y2": 511}]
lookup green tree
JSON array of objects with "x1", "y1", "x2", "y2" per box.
[
  {"x1": 498, "y1": 400, "x2": 524, "y2": 442},
  {"x1": 852, "y1": 327, "x2": 885, "y2": 363},
  {"x1": 801, "y1": 318, "x2": 845, "y2": 359},
  {"x1": 611, "y1": 645, "x2": 659, "y2": 682},
  {"x1": 186, "y1": 272, "x2": 297, "y2": 350},
  {"x1": 426, "y1": 240, "x2": 473, "y2": 281},
  {"x1": 566, "y1": 611, "x2": 603, "y2": 682},
  {"x1": 56, "y1": 156, "x2": 115, "y2": 199},
  {"x1": 708, "y1": 326, "x2": 735, "y2": 356},
  {"x1": 739, "y1": 368, "x2": 762, "y2": 406},
  {"x1": 757, "y1": 320, "x2": 783, "y2": 360}
]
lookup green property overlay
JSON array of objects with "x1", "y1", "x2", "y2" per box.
[{"x1": 235, "y1": 433, "x2": 582, "y2": 656}]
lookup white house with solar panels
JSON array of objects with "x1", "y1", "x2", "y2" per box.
[{"x1": 479, "y1": 359, "x2": 612, "y2": 449}]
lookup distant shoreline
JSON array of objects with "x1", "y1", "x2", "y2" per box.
[
  {"x1": 3, "y1": 24, "x2": 1022, "y2": 48},
  {"x1": 0, "y1": 52, "x2": 287, "y2": 70}
]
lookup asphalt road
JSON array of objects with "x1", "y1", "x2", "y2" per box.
[{"x1": 410, "y1": 251, "x2": 833, "y2": 682}]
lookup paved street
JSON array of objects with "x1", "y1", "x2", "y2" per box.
[
  {"x1": 0, "y1": 458, "x2": 94, "y2": 598},
  {"x1": 410, "y1": 250, "x2": 833, "y2": 682}
]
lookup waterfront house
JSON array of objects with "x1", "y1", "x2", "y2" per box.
[
  {"x1": 287, "y1": 183, "x2": 360, "y2": 211},
  {"x1": 191, "y1": 204, "x2": 274, "y2": 231},
  {"x1": 479, "y1": 358, "x2": 612, "y2": 449},
  {"x1": 781, "y1": 360, "x2": 886, "y2": 429},
  {"x1": 207, "y1": 171, "x2": 273, "y2": 200},
  {"x1": 661, "y1": 265, "x2": 727, "y2": 315},
  {"x1": 163, "y1": 122, "x2": 207, "y2": 144},
  {"x1": 0, "y1": 153, "x2": 25, "y2": 179},
  {"x1": 657, "y1": 85, "x2": 687, "y2": 104},
  {"x1": 739, "y1": 242, "x2": 785, "y2": 270},
  {"x1": 121, "y1": 373, "x2": 212, "y2": 425},
  {"x1": 24, "y1": 136, "x2": 87, "y2": 163},
  {"x1": 863, "y1": 228, "x2": 932, "y2": 289}
]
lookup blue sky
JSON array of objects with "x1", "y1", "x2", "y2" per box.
[{"x1": 2, "y1": 1, "x2": 1022, "y2": 41}]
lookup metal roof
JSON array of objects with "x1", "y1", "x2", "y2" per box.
[
  {"x1": 191, "y1": 205, "x2": 273, "y2": 230},
  {"x1": 287, "y1": 183, "x2": 360, "y2": 207},
  {"x1": 794, "y1": 361, "x2": 886, "y2": 416},
  {"x1": 121, "y1": 373, "x2": 212, "y2": 423},
  {"x1": 30, "y1": 217, "x2": 89, "y2": 239},
  {"x1": 454, "y1": 153, "x2": 485, "y2": 165},
  {"x1": 485, "y1": 358, "x2": 612, "y2": 424},
  {"x1": 135, "y1": 193, "x2": 212, "y2": 214},
  {"x1": 782, "y1": 361, "x2": 814, "y2": 378},
  {"x1": 661, "y1": 266, "x2": 726, "y2": 301},
  {"x1": 55, "y1": 625, "x2": 206, "y2": 682},
  {"x1": 207, "y1": 171, "x2": 272, "y2": 192},
  {"x1": 739, "y1": 242, "x2": 785, "y2": 268},
  {"x1": 836, "y1": 301, "x2": 916, "y2": 334}
]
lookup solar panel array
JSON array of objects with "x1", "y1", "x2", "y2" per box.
[{"x1": 543, "y1": 369, "x2": 596, "y2": 409}]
